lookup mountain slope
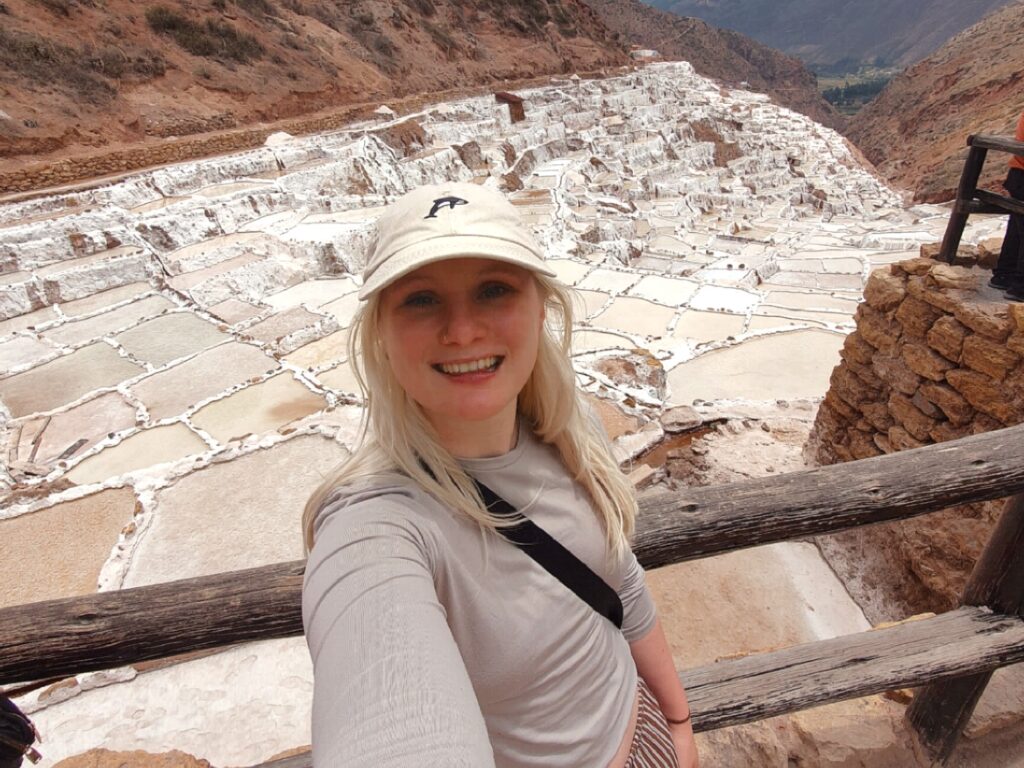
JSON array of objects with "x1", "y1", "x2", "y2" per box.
[
  {"x1": 585, "y1": 0, "x2": 842, "y2": 130},
  {"x1": 643, "y1": 0, "x2": 1015, "y2": 70},
  {"x1": 0, "y1": 0, "x2": 628, "y2": 164},
  {"x1": 846, "y1": 0, "x2": 1024, "y2": 202}
]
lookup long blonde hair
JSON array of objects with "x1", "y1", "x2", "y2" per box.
[{"x1": 302, "y1": 274, "x2": 637, "y2": 557}]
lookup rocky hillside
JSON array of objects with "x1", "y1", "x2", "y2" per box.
[
  {"x1": 846, "y1": 0, "x2": 1024, "y2": 202},
  {"x1": 586, "y1": 0, "x2": 842, "y2": 130},
  {"x1": 643, "y1": 0, "x2": 1015, "y2": 70},
  {"x1": 0, "y1": 0, "x2": 627, "y2": 165}
]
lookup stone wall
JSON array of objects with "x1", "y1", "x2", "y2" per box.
[{"x1": 808, "y1": 256, "x2": 1024, "y2": 614}]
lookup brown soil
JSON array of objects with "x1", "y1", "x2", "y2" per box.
[{"x1": 0, "y1": 0, "x2": 627, "y2": 173}]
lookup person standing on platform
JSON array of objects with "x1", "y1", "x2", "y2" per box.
[{"x1": 990, "y1": 110, "x2": 1024, "y2": 302}]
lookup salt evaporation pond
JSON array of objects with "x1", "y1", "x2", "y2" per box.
[{"x1": 0, "y1": 62, "x2": 1007, "y2": 764}]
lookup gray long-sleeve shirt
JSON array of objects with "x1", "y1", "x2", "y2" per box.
[{"x1": 302, "y1": 429, "x2": 658, "y2": 767}]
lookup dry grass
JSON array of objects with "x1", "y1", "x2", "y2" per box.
[{"x1": 145, "y1": 6, "x2": 265, "y2": 63}]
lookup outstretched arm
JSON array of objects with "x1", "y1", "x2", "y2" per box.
[
  {"x1": 629, "y1": 617, "x2": 699, "y2": 768},
  {"x1": 303, "y1": 498, "x2": 495, "y2": 767}
]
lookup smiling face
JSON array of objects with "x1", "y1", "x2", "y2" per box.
[{"x1": 377, "y1": 257, "x2": 545, "y2": 457}]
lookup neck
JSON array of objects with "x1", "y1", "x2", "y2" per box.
[{"x1": 431, "y1": 407, "x2": 520, "y2": 459}]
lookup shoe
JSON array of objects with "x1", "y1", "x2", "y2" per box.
[
  {"x1": 989, "y1": 274, "x2": 1013, "y2": 290},
  {"x1": 1005, "y1": 286, "x2": 1024, "y2": 302}
]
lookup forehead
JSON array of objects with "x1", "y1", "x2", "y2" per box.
[{"x1": 388, "y1": 257, "x2": 531, "y2": 290}]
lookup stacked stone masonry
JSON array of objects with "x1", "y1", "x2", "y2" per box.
[
  {"x1": 812, "y1": 257, "x2": 1024, "y2": 464},
  {"x1": 809, "y1": 256, "x2": 1024, "y2": 611}
]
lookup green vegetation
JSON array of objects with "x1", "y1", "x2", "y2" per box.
[
  {"x1": 822, "y1": 78, "x2": 891, "y2": 111},
  {"x1": 816, "y1": 66, "x2": 898, "y2": 115},
  {"x1": 145, "y1": 6, "x2": 264, "y2": 63}
]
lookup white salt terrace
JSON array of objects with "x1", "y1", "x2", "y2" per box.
[{"x1": 0, "y1": 62, "x2": 1007, "y2": 764}]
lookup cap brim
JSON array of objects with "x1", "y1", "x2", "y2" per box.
[{"x1": 358, "y1": 235, "x2": 556, "y2": 300}]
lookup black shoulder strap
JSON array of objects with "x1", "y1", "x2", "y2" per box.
[{"x1": 473, "y1": 479, "x2": 624, "y2": 630}]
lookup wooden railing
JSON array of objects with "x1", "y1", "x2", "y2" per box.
[
  {"x1": 938, "y1": 132, "x2": 1024, "y2": 263},
  {"x1": 3, "y1": 423, "x2": 1024, "y2": 767}
]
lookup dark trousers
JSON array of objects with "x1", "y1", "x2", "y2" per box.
[{"x1": 994, "y1": 167, "x2": 1024, "y2": 289}]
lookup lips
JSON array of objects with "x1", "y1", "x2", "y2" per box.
[{"x1": 434, "y1": 356, "x2": 502, "y2": 375}]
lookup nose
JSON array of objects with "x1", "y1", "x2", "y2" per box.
[{"x1": 441, "y1": 299, "x2": 485, "y2": 346}]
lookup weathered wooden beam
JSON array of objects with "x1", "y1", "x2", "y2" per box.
[
  {"x1": 684, "y1": 606, "x2": 1024, "y2": 732},
  {"x1": 246, "y1": 607, "x2": 1024, "y2": 768},
  {"x1": 907, "y1": 493, "x2": 1024, "y2": 762},
  {"x1": 939, "y1": 142, "x2": 988, "y2": 263},
  {"x1": 974, "y1": 188, "x2": 1024, "y2": 218},
  {"x1": 3, "y1": 424, "x2": 1024, "y2": 685},
  {"x1": 968, "y1": 133, "x2": 1024, "y2": 157},
  {"x1": 633, "y1": 422, "x2": 1024, "y2": 569},
  {"x1": 0, "y1": 561, "x2": 305, "y2": 685},
  {"x1": 956, "y1": 199, "x2": 1007, "y2": 215}
]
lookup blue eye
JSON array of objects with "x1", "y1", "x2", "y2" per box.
[
  {"x1": 479, "y1": 283, "x2": 514, "y2": 300},
  {"x1": 402, "y1": 292, "x2": 437, "y2": 308}
]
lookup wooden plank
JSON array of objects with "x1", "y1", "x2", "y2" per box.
[
  {"x1": 683, "y1": 606, "x2": 1024, "y2": 732},
  {"x1": 974, "y1": 188, "x2": 1024, "y2": 218},
  {"x1": 2, "y1": 424, "x2": 1024, "y2": 685},
  {"x1": 939, "y1": 143, "x2": 987, "y2": 263},
  {"x1": 907, "y1": 493, "x2": 1024, "y2": 761},
  {"x1": 246, "y1": 607, "x2": 1024, "y2": 767},
  {"x1": 0, "y1": 561, "x2": 304, "y2": 685},
  {"x1": 969, "y1": 133, "x2": 1024, "y2": 157},
  {"x1": 633, "y1": 422, "x2": 1024, "y2": 569}
]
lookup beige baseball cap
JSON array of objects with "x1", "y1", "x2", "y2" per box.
[{"x1": 358, "y1": 182, "x2": 555, "y2": 300}]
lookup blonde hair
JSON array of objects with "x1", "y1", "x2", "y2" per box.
[{"x1": 302, "y1": 274, "x2": 637, "y2": 557}]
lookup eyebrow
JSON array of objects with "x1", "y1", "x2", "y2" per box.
[{"x1": 392, "y1": 263, "x2": 526, "y2": 290}]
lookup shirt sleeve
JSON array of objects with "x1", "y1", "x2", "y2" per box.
[
  {"x1": 302, "y1": 492, "x2": 496, "y2": 768},
  {"x1": 617, "y1": 548, "x2": 658, "y2": 642}
]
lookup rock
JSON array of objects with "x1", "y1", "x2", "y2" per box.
[
  {"x1": 592, "y1": 349, "x2": 667, "y2": 399},
  {"x1": 863, "y1": 269, "x2": 907, "y2": 312},
  {"x1": 888, "y1": 425, "x2": 925, "y2": 451},
  {"x1": 928, "y1": 263, "x2": 979, "y2": 290},
  {"x1": 661, "y1": 404, "x2": 703, "y2": 433},
  {"x1": 861, "y1": 401, "x2": 895, "y2": 432},
  {"x1": 901, "y1": 342, "x2": 954, "y2": 382},
  {"x1": 893, "y1": 256, "x2": 935, "y2": 276},
  {"x1": 850, "y1": 429, "x2": 883, "y2": 459},
  {"x1": 871, "y1": 353, "x2": 922, "y2": 396},
  {"x1": 927, "y1": 315, "x2": 968, "y2": 362},
  {"x1": 919, "y1": 382, "x2": 974, "y2": 426},
  {"x1": 977, "y1": 237, "x2": 1003, "y2": 269},
  {"x1": 841, "y1": 332, "x2": 875, "y2": 367},
  {"x1": 1009, "y1": 303, "x2": 1024, "y2": 334},
  {"x1": 946, "y1": 369, "x2": 1018, "y2": 424},
  {"x1": 831, "y1": 366, "x2": 880, "y2": 407},
  {"x1": 856, "y1": 304, "x2": 901, "y2": 353},
  {"x1": 665, "y1": 444, "x2": 709, "y2": 483},
  {"x1": 888, "y1": 392, "x2": 937, "y2": 442},
  {"x1": 894, "y1": 295, "x2": 943, "y2": 339},
  {"x1": 911, "y1": 390, "x2": 943, "y2": 419},
  {"x1": 961, "y1": 333, "x2": 1021, "y2": 381},
  {"x1": 953, "y1": 300, "x2": 1013, "y2": 342},
  {"x1": 54, "y1": 749, "x2": 213, "y2": 767}
]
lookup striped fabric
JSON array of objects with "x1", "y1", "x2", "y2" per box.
[{"x1": 623, "y1": 678, "x2": 680, "y2": 768}]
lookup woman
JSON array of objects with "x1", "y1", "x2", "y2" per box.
[{"x1": 301, "y1": 182, "x2": 698, "y2": 768}]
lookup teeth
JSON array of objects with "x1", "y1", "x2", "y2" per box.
[{"x1": 439, "y1": 356, "x2": 498, "y2": 375}]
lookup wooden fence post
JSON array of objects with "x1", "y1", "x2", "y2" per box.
[
  {"x1": 938, "y1": 139, "x2": 988, "y2": 264},
  {"x1": 907, "y1": 492, "x2": 1024, "y2": 762}
]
